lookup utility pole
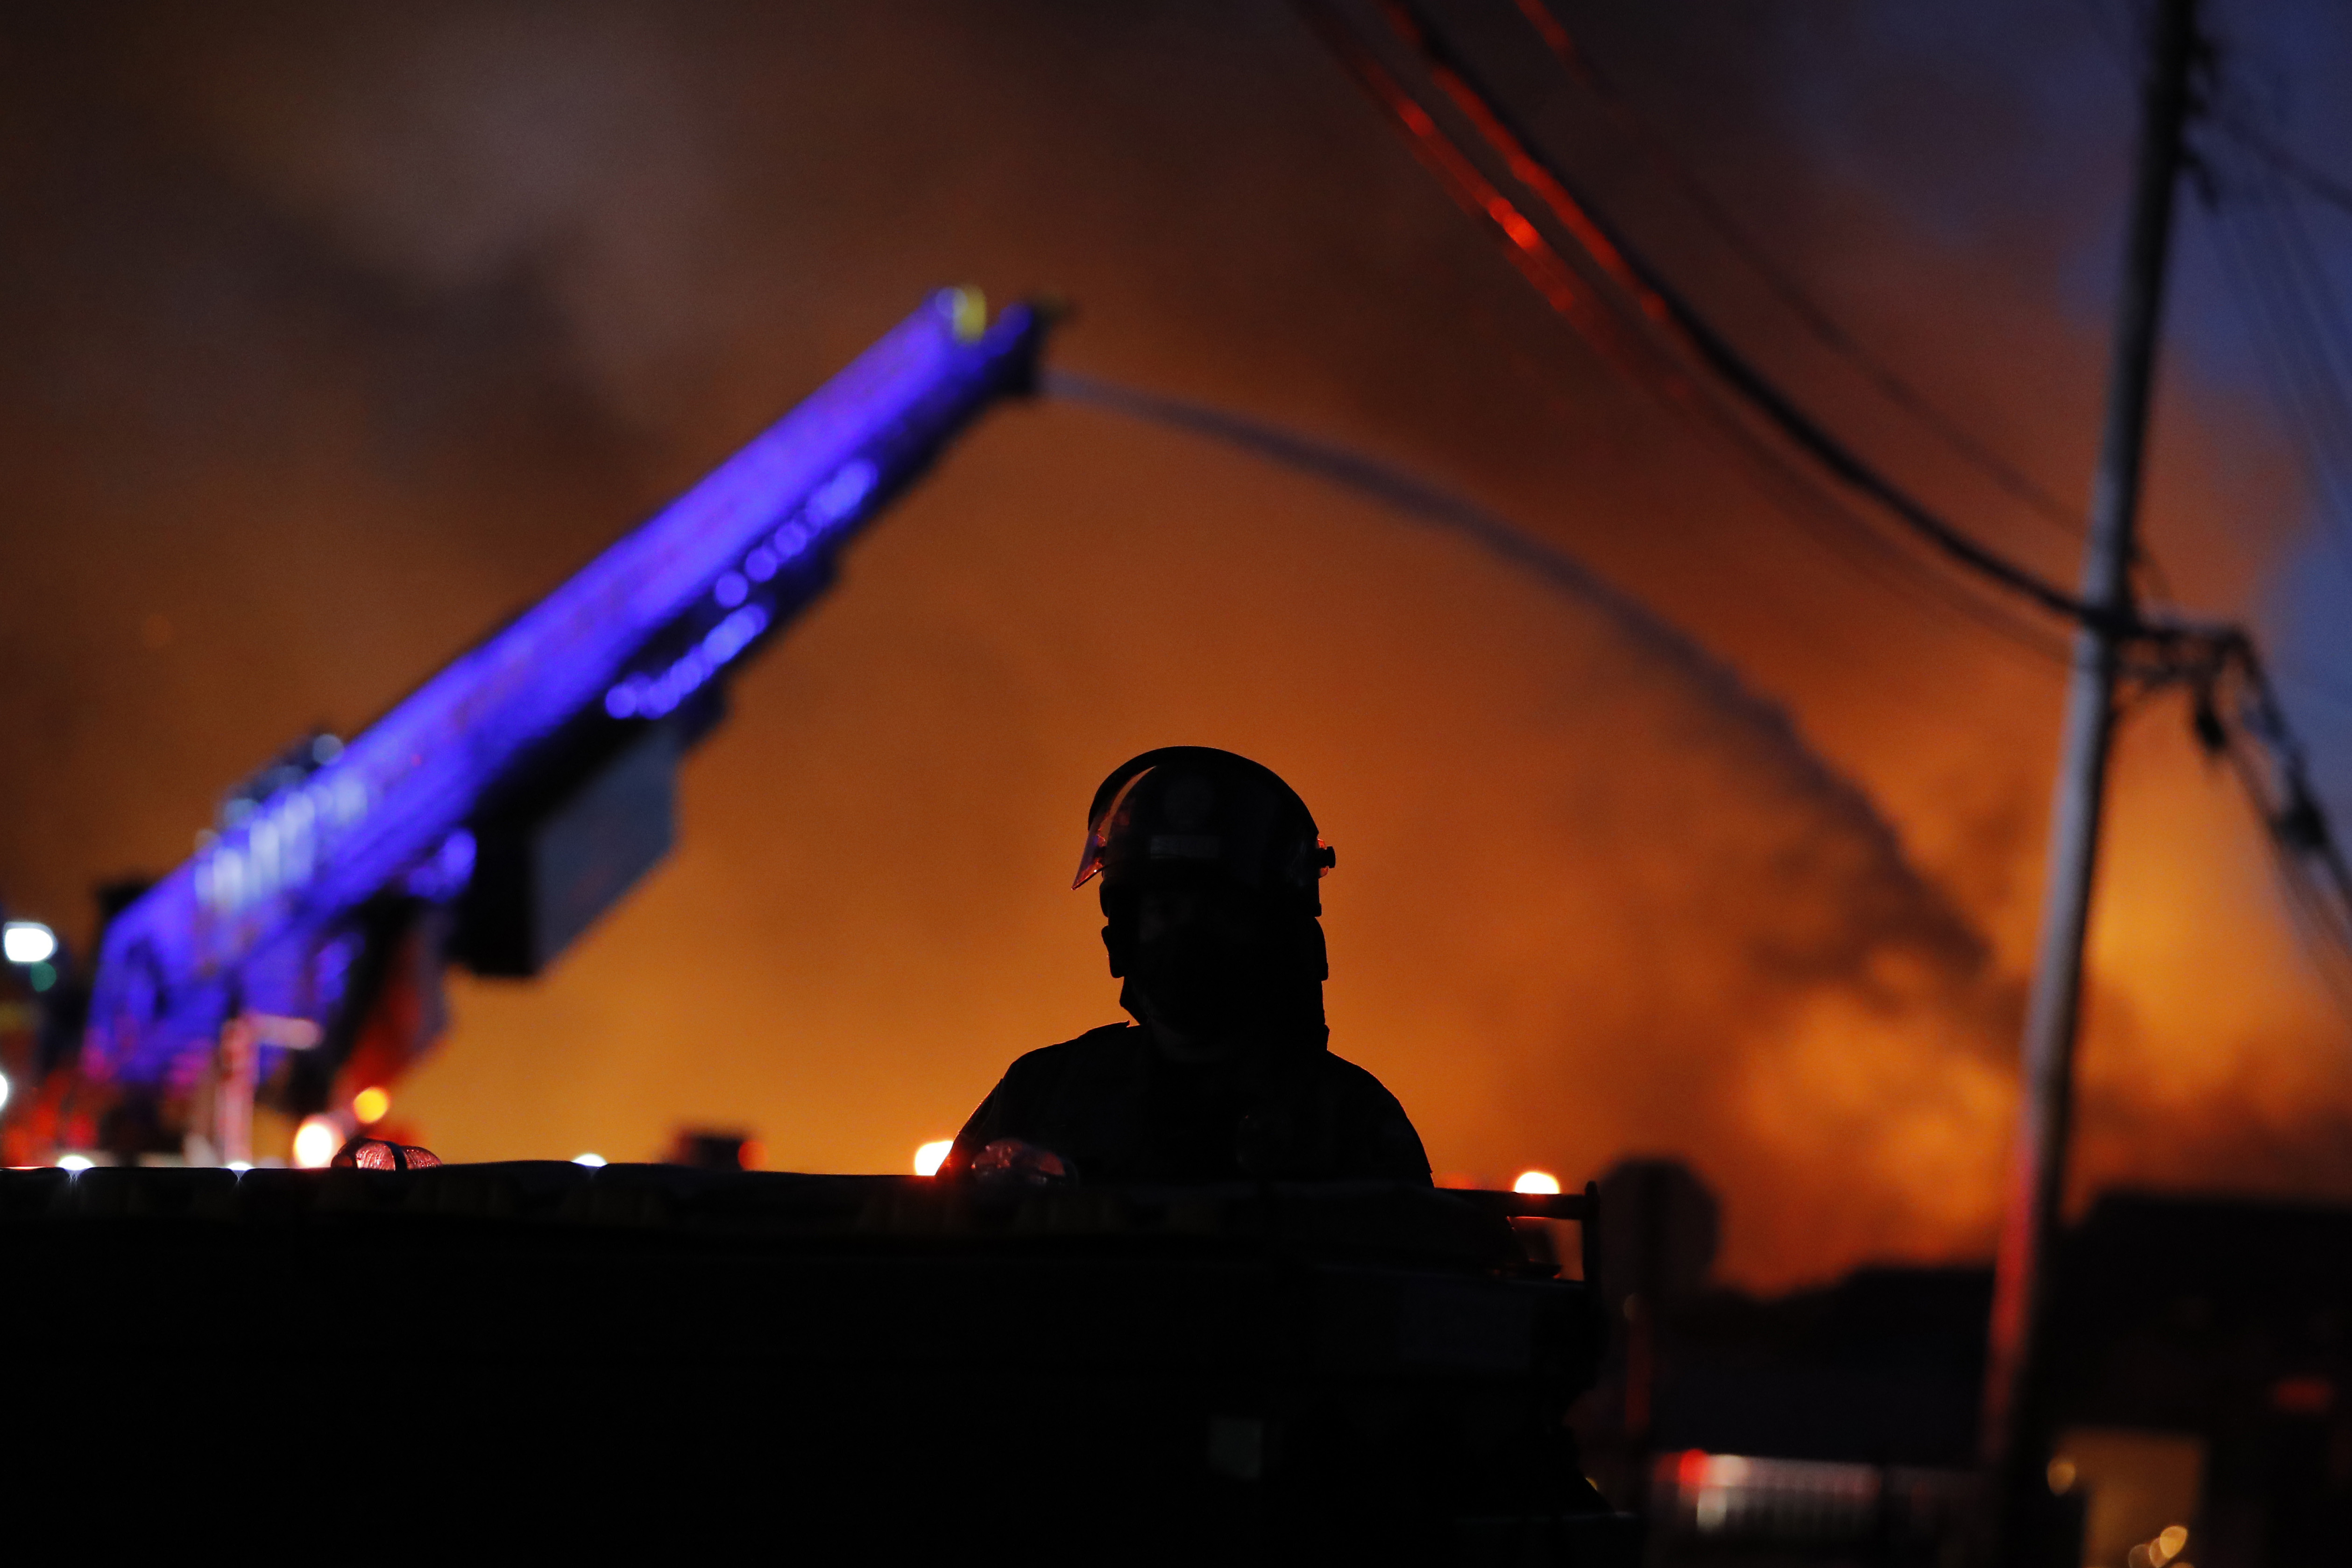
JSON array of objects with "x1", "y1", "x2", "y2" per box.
[{"x1": 1982, "y1": 0, "x2": 2199, "y2": 1557}]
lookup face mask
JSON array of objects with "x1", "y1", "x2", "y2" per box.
[{"x1": 1126, "y1": 921, "x2": 1283, "y2": 1041}]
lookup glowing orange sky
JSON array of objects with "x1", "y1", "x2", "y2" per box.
[{"x1": 3, "y1": 0, "x2": 2349, "y2": 1288}]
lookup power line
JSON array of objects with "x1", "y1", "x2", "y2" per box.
[
  {"x1": 2216, "y1": 647, "x2": 2352, "y2": 997},
  {"x1": 2262, "y1": 171, "x2": 2352, "y2": 514},
  {"x1": 1294, "y1": 0, "x2": 2352, "y2": 1027},
  {"x1": 1354, "y1": 0, "x2": 2112, "y2": 630},
  {"x1": 2216, "y1": 106, "x2": 2352, "y2": 225},
  {"x1": 1417, "y1": 0, "x2": 2352, "y2": 831},
  {"x1": 1655, "y1": 373, "x2": 2083, "y2": 667},
  {"x1": 2201, "y1": 150, "x2": 2352, "y2": 585},
  {"x1": 1509, "y1": 0, "x2": 2092, "y2": 546},
  {"x1": 2272, "y1": 165, "x2": 2352, "y2": 378},
  {"x1": 2085, "y1": 0, "x2": 2352, "y2": 227},
  {"x1": 1517, "y1": 0, "x2": 2201, "y2": 622},
  {"x1": 2083, "y1": 0, "x2": 2352, "y2": 225},
  {"x1": 2207, "y1": 200, "x2": 2348, "y2": 503},
  {"x1": 1290, "y1": 0, "x2": 2079, "y2": 668},
  {"x1": 2183, "y1": 132, "x2": 2352, "y2": 1011},
  {"x1": 2101, "y1": 0, "x2": 2352, "y2": 234},
  {"x1": 2234, "y1": 181, "x2": 2352, "y2": 485},
  {"x1": 2237, "y1": 744, "x2": 2352, "y2": 1018}
]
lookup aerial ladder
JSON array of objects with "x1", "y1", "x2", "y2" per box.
[{"x1": 28, "y1": 288, "x2": 1049, "y2": 1164}]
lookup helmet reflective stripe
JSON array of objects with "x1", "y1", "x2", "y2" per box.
[{"x1": 1071, "y1": 766, "x2": 1155, "y2": 890}]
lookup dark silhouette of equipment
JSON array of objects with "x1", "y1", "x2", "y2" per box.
[
  {"x1": 1580, "y1": 1158, "x2": 1721, "y2": 1518},
  {"x1": 0, "y1": 1163, "x2": 1637, "y2": 1560},
  {"x1": 666, "y1": 1128, "x2": 760, "y2": 1171},
  {"x1": 331, "y1": 1136, "x2": 442, "y2": 1171}
]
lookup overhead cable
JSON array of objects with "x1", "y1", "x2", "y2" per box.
[
  {"x1": 1287, "y1": 1, "x2": 2093, "y2": 669},
  {"x1": 2202, "y1": 149, "x2": 2352, "y2": 583},
  {"x1": 1507, "y1": 0, "x2": 2093, "y2": 546},
  {"x1": 2215, "y1": 107, "x2": 2352, "y2": 226},
  {"x1": 1301, "y1": 0, "x2": 2116, "y2": 633},
  {"x1": 2082, "y1": 0, "x2": 2352, "y2": 224},
  {"x1": 1294, "y1": 0, "x2": 2352, "y2": 1019}
]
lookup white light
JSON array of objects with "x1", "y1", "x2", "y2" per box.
[
  {"x1": 1701, "y1": 1454, "x2": 1754, "y2": 1487},
  {"x1": 250, "y1": 1014, "x2": 322, "y2": 1050},
  {"x1": 3, "y1": 922, "x2": 58, "y2": 965},
  {"x1": 292, "y1": 1116, "x2": 340, "y2": 1169},
  {"x1": 914, "y1": 1140, "x2": 954, "y2": 1177},
  {"x1": 0, "y1": 1071, "x2": 10, "y2": 1114},
  {"x1": 227, "y1": 1161, "x2": 253, "y2": 1173},
  {"x1": 1513, "y1": 1170, "x2": 1562, "y2": 1195},
  {"x1": 572, "y1": 1153, "x2": 607, "y2": 1168},
  {"x1": 57, "y1": 1154, "x2": 94, "y2": 1172}
]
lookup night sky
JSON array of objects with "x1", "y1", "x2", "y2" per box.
[{"x1": 5, "y1": 0, "x2": 2352, "y2": 1287}]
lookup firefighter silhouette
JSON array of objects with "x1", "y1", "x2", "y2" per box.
[{"x1": 946, "y1": 747, "x2": 1430, "y2": 1184}]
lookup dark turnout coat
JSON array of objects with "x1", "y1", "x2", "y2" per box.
[{"x1": 946, "y1": 1022, "x2": 1431, "y2": 1185}]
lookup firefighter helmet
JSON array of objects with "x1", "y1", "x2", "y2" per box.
[{"x1": 1071, "y1": 747, "x2": 1333, "y2": 915}]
